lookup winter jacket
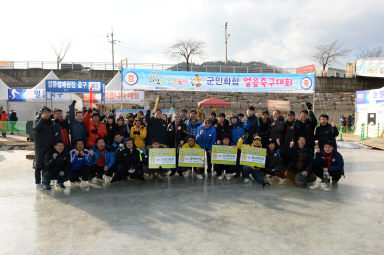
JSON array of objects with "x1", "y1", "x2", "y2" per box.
[
  {"x1": 115, "y1": 145, "x2": 144, "y2": 170},
  {"x1": 111, "y1": 138, "x2": 126, "y2": 152},
  {"x1": 130, "y1": 125, "x2": 147, "y2": 149},
  {"x1": 88, "y1": 146, "x2": 115, "y2": 169},
  {"x1": 270, "y1": 116, "x2": 286, "y2": 141},
  {"x1": 315, "y1": 124, "x2": 339, "y2": 151},
  {"x1": 44, "y1": 148, "x2": 70, "y2": 174},
  {"x1": 185, "y1": 118, "x2": 201, "y2": 137},
  {"x1": 216, "y1": 122, "x2": 231, "y2": 143},
  {"x1": 145, "y1": 110, "x2": 167, "y2": 145},
  {"x1": 296, "y1": 111, "x2": 317, "y2": 148},
  {"x1": 70, "y1": 149, "x2": 90, "y2": 171},
  {"x1": 237, "y1": 137, "x2": 263, "y2": 170},
  {"x1": 115, "y1": 124, "x2": 130, "y2": 138},
  {"x1": 167, "y1": 121, "x2": 189, "y2": 148},
  {"x1": 287, "y1": 145, "x2": 313, "y2": 173},
  {"x1": 181, "y1": 143, "x2": 201, "y2": 149},
  {"x1": 33, "y1": 115, "x2": 54, "y2": 170},
  {"x1": 282, "y1": 119, "x2": 300, "y2": 155},
  {"x1": 230, "y1": 120, "x2": 245, "y2": 146},
  {"x1": 84, "y1": 112, "x2": 107, "y2": 148},
  {"x1": 196, "y1": 124, "x2": 217, "y2": 151},
  {"x1": 9, "y1": 112, "x2": 18, "y2": 122},
  {"x1": 265, "y1": 149, "x2": 282, "y2": 172},
  {"x1": 105, "y1": 122, "x2": 118, "y2": 146},
  {"x1": 68, "y1": 102, "x2": 87, "y2": 147},
  {"x1": 53, "y1": 118, "x2": 70, "y2": 147},
  {"x1": 313, "y1": 151, "x2": 344, "y2": 175},
  {"x1": 244, "y1": 114, "x2": 260, "y2": 136},
  {"x1": 0, "y1": 112, "x2": 8, "y2": 132},
  {"x1": 258, "y1": 117, "x2": 271, "y2": 143}
]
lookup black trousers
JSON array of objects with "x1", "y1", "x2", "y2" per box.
[
  {"x1": 42, "y1": 170, "x2": 69, "y2": 185},
  {"x1": 312, "y1": 167, "x2": 342, "y2": 182},
  {"x1": 115, "y1": 163, "x2": 144, "y2": 180},
  {"x1": 90, "y1": 165, "x2": 114, "y2": 178},
  {"x1": 286, "y1": 167, "x2": 316, "y2": 183},
  {"x1": 215, "y1": 164, "x2": 237, "y2": 176},
  {"x1": 206, "y1": 149, "x2": 213, "y2": 174},
  {"x1": 68, "y1": 165, "x2": 90, "y2": 182}
]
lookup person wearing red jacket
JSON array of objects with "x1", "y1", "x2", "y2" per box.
[
  {"x1": 0, "y1": 110, "x2": 8, "y2": 138},
  {"x1": 84, "y1": 110, "x2": 107, "y2": 148}
]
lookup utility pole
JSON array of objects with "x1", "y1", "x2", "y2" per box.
[
  {"x1": 107, "y1": 28, "x2": 119, "y2": 70},
  {"x1": 225, "y1": 22, "x2": 230, "y2": 73}
]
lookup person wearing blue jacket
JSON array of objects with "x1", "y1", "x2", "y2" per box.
[
  {"x1": 88, "y1": 137, "x2": 115, "y2": 184},
  {"x1": 196, "y1": 119, "x2": 217, "y2": 177},
  {"x1": 230, "y1": 114, "x2": 245, "y2": 146},
  {"x1": 310, "y1": 141, "x2": 344, "y2": 191},
  {"x1": 69, "y1": 139, "x2": 90, "y2": 189},
  {"x1": 243, "y1": 106, "x2": 260, "y2": 137}
]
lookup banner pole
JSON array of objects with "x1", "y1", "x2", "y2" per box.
[{"x1": 90, "y1": 87, "x2": 93, "y2": 110}]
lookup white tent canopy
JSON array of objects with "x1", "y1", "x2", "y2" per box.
[
  {"x1": 0, "y1": 78, "x2": 10, "y2": 101},
  {"x1": 105, "y1": 71, "x2": 122, "y2": 91},
  {"x1": 32, "y1": 70, "x2": 59, "y2": 90}
]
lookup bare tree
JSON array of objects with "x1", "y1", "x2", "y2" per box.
[
  {"x1": 313, "y1": 40, "x2": 349, "y2": 75},
  {"x1": 53, "y1": 41, "x2": 71, "y2": 69},
  {"x1": 169, "y1": 39, "x2": 204, "y2": 71},
  {"x1": 356, "y1": 45, "x2": 384, "y2": 58}
]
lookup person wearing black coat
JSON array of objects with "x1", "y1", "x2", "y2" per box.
[
  {"x1": 115, "y1": 116, "x2": 130, "y2": 138},
  {"x1": 43, "y1": 140, "x2": 70, "y2": 190},
  {"x1": 315, "y1": 114, "x2": 339, "y2": 152},
  {"x1": 33, "y1": 107, "x2": 54, "y2": 189},
  {"x1": 269, "y1": 110, "x2": 285, "y2": 148},
  {"x1": 258, "y1": 110, "x2": 271, "y2": 148},
  {"x1": 68, "y1": 100, "x2": 87, "y2": 148},
  {"x1": 145, "y1": 106, "x2": 168, "y2": 145},
  {"x1": 281, "y1": 111, "x2": 300, "y2": 165},
  {"x1": 263, "y1": 139, "x2": 284, "y2": 178},
  {"x1": 215, "y1": 113, "x2": 231, "y2": 144},
  {"x1": 105, "y1": 115, "x2": 118, "y2": 146},
  {"x1": 167, "y1": 113, "x2": 189, "y2": 148},
  {"x1": 296, "y1": 102, "x2": 317, "y2": 152},
  {"x1": 9, "y1": 110, "x2": 18, "y2": 134},
  {"x1": 113, "y1": 138, "x2": 145, "y2": 181}
]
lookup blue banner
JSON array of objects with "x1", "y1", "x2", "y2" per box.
[
  {"x1": 8, "y1": 89, "x2": 72, "y2": 102},
  {"x1": 122, "y1": 68, "x2": 315, "y2": 93},
  {"x1": 46, "y1": 80, "x2": 105, "y2": 93}
]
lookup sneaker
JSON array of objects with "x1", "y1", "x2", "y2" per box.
[
  {"x1": 310, "y1": 181, "x2": 321, "y2": 190},
  {"x1": 217, "y1": 175, "x2": 224, "y2": 181},
  {"x1": 278, "y1": 178, "x2": 286, "y2": 185},
  {"x1": 233, "y1": 173, "x2": 241, "y2": 178},
  {"x1": 319, "y1": 182, "x2": 330, "y2": 192},
  {"x1": 207, "y1": 173, "x2": 212, "y2": 177},
  {"x1": 57, "y1": 182, "x2": 65, "y2": 189},
  {"x1": 332, "y1": 181, "x2": 339, "y2": 188},
  {"x1": 225, "y1": 174, "x2": 231, "y2": 180},
  {"x1": 244, "y1": 178, "x2": 250, "y2": 183},
  {"x1": 44, "y1": 184, "x2": 51, "y2": 190},
  {"x1": 148, "y1": 173, "x2": 154, "y2": 180},
  {"x1": 264, "y1": 175, "x2": 271, "y2": 184},
  {"x1": 80, "y1": 181, "x2": 89, "y2": 188},
  {"x1": 182, "y1": 170, "x2": 190, "y2": 177},
  {"x1": 91, "y1": 177, "x2": 98, "y2": 184},
  {"x1": 196, "y1": 174, "x2": 204, "y2": 180},
  {"x1": 157, "y1": 173, "x2": 164, "y2": 180},
  {"x1": 63, "y1": 188, "x2": 71, "y2": 195},
  {"x1": 104, "y1": 175, "x2": 111, "y2": 183},
  {"x1": 36, "y1": 184, "x2": 44, "y2": 191},
  {"x1": 164, "y1": 170, "x2": 172, "y2": 176}
]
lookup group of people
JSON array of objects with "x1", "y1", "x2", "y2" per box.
[
  {"x1": 0, "y1": 109, "x2": 18, "y2": 137},
  {"x1": 33, "y1": 100, "x2": 344, "y2": 193}
]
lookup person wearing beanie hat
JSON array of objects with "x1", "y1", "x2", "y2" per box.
[
  {"x1": 311, "y1": 140, "x2": 344, "y2": 191},
  {"x1": 264, "y1": 138, "x2": 285, "y2": 182},
  {"x1": 33, "y1": 106, "x2": 54, "y2": 190}
]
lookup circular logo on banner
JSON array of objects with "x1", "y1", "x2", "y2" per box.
[
  {"x1": 301, "y1": 77, "x2": 313, "y2": 90},
  {"x1": 124, "y1": 71, "x2": 138, "y2": 86}
]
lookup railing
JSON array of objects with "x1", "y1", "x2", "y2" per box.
[{"x1": 1, "y1": 60, "x2": 298, "y2": 74}]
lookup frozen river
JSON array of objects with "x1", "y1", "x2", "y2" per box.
[{"x1": 0, "y1": 144, "x2": 383, "y2": 254}]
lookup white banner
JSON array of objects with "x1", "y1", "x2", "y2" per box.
[
  {"x1": 83, "y1": 90, "x2": 144, "y2": 105},
  {"x1": 8, "y1": 89, "x2": 72, "y2": 102},
  {"x1": 356, "y1": 58, "x2": 384, "y2": 78}
]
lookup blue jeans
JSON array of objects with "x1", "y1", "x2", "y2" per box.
[{"x1": 243, "y1": 166, "x2": 264, "y2": 184}]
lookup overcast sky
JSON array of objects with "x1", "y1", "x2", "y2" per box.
[{"x1": 1, "y1": 0, "x2": 383, "y2": 68}]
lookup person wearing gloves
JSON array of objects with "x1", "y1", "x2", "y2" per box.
[
  {"x1": 239, "y1": 136, "x2": 269, "y2": 187},
  {"x1": 68, "y1": 100, "x2": 87, "y2": 148},
  {"x1": 196, "y1": 119, "x2": 217, "y2": 177},
  {"x1": 310, "y1": 141, "x2": 344, "y2": 191},
  {"x1": 33, "y1": 106, "x2": 54, "y2": 190},
  {"x1": 296, "y1": 102, "x2": 317, "y2": 153},
  {"x1": 114, "y1": 138, "x2": 145, "y2": 182},
  {"x1": 69, "y1": 139, "x2": 90, "y2": 189},
  {"x1": 88, "y1": 137, "x2": 115, "y2": 184},
  {"x1": 281, "y1": 111, "x2": 300, "y2": 167},
  {"x1": 215, "y1": 113, "x2": 231, "y2": 145},
  {"x1": 43, "y1": 140, "x2": 70, "y2": 191},
  {"x1": 130, "y1": 118, "x2": 147, "y2": 149},
  {"x1": 84, "y1": 109, "x2": 107, "y2": 148},
  {"x1": 286, "y1": 136, "x2": 317, "y2": 187},
  {"x1": 315, "y1": 114, "x2": 339, "y2": 152},
  {"x1": 145, "y1": 106, "x2": 168, "y2": 146}
]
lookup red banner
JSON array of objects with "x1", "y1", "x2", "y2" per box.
[{"x1": 296, "y1": 64, "x2": 315, "y2": 74}]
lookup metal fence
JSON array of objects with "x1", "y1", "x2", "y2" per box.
[{"x1": 2, "y1": 61, "x2": 297, "y2": 74}]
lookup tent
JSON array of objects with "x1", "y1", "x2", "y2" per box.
[
  {"x1": 31, "y1": 70, "x2": 59, "y2": 89},
  {"x1": 198, "y1": 97, "x2": 231, "y2": 107},
  {"x1": 105, "y1": 71, "x2": 121, "y2": 91},
  {"x1": 0, "y1": 79, "x2": 10, "y2": 110}
]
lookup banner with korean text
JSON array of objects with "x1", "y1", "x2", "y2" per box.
[
  {"x1": 8, "y1": 89, "x2": 71, "y2": 102},
  {"x1": 240, "y1": 145, "x2": 267, "y2": 168},
  {"x1": 178, "y1": 148, "x2": 205, "y2": 167},
  {"x1": 122, "y1": 68, "x2": 315, "y2": 93},
  {"x1": 148, "y1": 148, "x2": 176, "y2": 169},
  {"x1": 211, "y1": 145, "x2": 237, "y2": 165}
]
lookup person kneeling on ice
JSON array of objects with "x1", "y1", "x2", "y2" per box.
[
  {"x1": 111, "y1": 133, "x2": 125, "y2": 152},
  {"x1": 69, "y1": 139, "x2": 90, "y2": 189},
  {"x1": 215, "y1": 135, "x2": 237, "y2": 181},
  {"x1": 180, "y1": 136, "x2": 204, "y2": 179},
  {"x1": 43, "y1": 140, "x2": 70, "y2": 191},
  {"x1": 264, "y1": 138, "x2": 285, "y2": 183},
  {"x1": 286, "y1": 136, "x2": 316, "y2": 187},
  {"x1": 310, "y1": 141, "x2": 344, "y2": 191},
  {"x1": 239, "y1": 135, "x2": 269, "y2": 187},
  {"x1": 88, "y1": 137, "x2": 115, "y2": 184},
  {"x1": 114, "y1": 138, "x2": 145, "y2": 182},
  {"x1": 144, "y1": 139, "x2": 169, "y2": 180}
]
